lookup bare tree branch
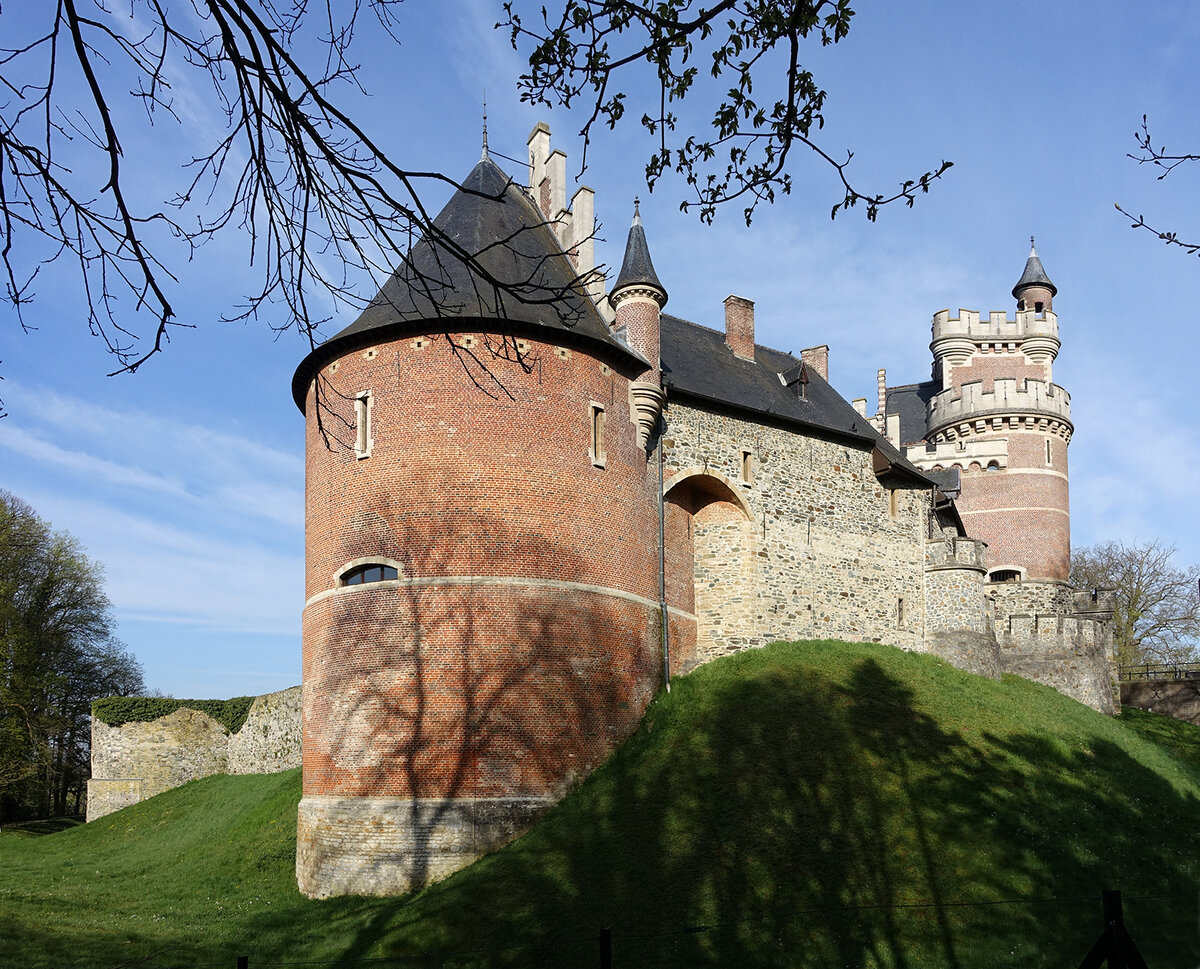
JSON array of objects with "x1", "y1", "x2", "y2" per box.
[{"x1": 501, "y1": 0, "x2": 952, "y2": 226}]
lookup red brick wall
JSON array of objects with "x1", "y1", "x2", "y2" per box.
[
  {"x1": 300, "y1": 332, "x2": 663, "y2": 799},
  {"x1": 953, "y1": 429, "x2": 1070, "y2": 580},
  {"x1": 948, "y1": 354, "x2": 1048, "y2": 394},
  {"x1": 613, "y1": 297, "x2": 661, "y2": 375}
]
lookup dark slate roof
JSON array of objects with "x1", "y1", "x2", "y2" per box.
[
  {"x1": 659, "y1": 314, "x2": 931, "y2": 481},
  {"x1": 292, "y1": 157, "x2": 633, "y2": 410},
  {"x1": 884, "y1": 380, "x2": 938, "y2": 446},
  {"x1": 612, "y1": 203, "x2": 666, "y2": 298},
  {"x1": 1012, "y1": 243, "x2": 1057, "y2": 297}
]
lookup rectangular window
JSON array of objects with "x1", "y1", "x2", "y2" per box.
[
  {"x1": 589, "y1": 404, "x2": 606, "y2": 467},
  {"x1": 355, "y1": 391, "x2": 372, "y2": 459},
  {"x1": 740, "y1": 449, "x2": 754, "y2": 486}
]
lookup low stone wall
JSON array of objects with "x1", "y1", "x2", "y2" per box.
[
  {"x1": 1121, "y1": 679, "x2": 1200, "y2": 724},
  {"x1": 87, "y1": 686, "x2": 301, "y2": 821}
]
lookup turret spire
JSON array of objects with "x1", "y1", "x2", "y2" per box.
[
  {"x1": 1012, "y1": 238, "x2": 1057, "y2": 305},
  {"x1": 612, "y1": 198, "x2": 666, "y2": 303}
]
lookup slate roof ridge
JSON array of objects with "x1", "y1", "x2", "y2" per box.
[{"x1": 660, "y1": 312, "x2": 801, "y2": 364}]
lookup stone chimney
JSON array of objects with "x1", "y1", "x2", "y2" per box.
[{"x1": 724, "y1": 295, "x2": 755, "y2": 361}]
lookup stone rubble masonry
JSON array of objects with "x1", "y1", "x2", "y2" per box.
[
  {"x1": 988, "y1": 581, "x2": 1118, "y2": 715},
  {"x1": 662, "y1": 400, "x2": 929, "y2": 668},
  {"x1": 86, "y1": 686, "x2": 301, "y2": 821}
]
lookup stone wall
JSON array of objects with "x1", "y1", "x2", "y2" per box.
[
  {"x1": 663, "y1": 401, "x2": 930, "y2": 664},
  {"x1": 1120, "y1": 679, "x2": 1200, "y2": 725},
  {"x1": 923, "y1": 535, "x2": 1001, "y2": 679},
  {"x1": 995, "y1": 617, "x2": 1116, "y2": 714},
  {"x1": 87, "y1": 686, "x2": 301, "y2": 821}
]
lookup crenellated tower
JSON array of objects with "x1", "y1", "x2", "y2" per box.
[{"x1": 881, "y1": 243, "x2": 1073, "y2": 581}]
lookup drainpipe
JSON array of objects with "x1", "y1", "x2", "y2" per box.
[{"x1": 658, "y1": 412, "x2": 670, "y2": 692}]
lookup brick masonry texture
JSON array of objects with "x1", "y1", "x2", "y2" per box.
[
  {"x1": 298, "y1": 332, "x2": 662, "y2": 895},
  {"x1": 86, "y1": 687, "x2": 301, "y2": 821}
]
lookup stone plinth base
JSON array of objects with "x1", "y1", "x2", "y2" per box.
[{"x1": 296, "y1": 794, "x2": 554, "y2": 898}]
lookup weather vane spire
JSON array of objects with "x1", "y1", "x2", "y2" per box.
[{"x1": 481, "y1": 96, "x2": 488, "y2": 160}]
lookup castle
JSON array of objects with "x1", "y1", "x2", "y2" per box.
[{"x1": 286, "y1": 123, "x2": 1115, "y2": 897}]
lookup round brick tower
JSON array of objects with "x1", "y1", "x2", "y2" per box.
[
  {"x1": 925, "y1": 243, "x2": 1072, "y2": 581},
  {"x1": 291, "y1": 153, "x2": 663, "y2": 897}
]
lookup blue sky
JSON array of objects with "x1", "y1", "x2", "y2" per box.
[{"x1": 2, "y1": 1, "x2": 1199, "y2": 698}]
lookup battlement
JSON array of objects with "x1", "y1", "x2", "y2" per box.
[
  {"x1": 925, "y1": 535, "x2": 988, "y2": 572},
  {"x1": 928, "y1": 378, "x2": 1072, "y2": 437},
  {"x1": 931, "y1": 308, "x2": 1059, "y2": 344},
  {"x1": 995, "y1": 614, "x2": 1101, "y2": 649}
]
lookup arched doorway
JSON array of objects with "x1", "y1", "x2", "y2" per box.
[{"x1": 663, "y1": 470, "x2": 758, "y2": 671}]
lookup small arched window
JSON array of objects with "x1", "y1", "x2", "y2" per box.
[{"x1": 341, "y1": 563, "x2": 399, "y2": 586}]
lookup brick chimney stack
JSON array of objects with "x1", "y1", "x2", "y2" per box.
[{"x1": 724, "y1": 295, "x2": 755, "y2": 361}]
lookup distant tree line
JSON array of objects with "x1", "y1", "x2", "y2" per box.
[
  {"x1": 1071, "y1": 538, "x2": 1200, "y2": 668},
  {"x1": 0, "y1": 492, "x2": 143, "y2": 821}
]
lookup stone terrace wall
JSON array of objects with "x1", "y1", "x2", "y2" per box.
[
  {"x1": 87, "y1": 686, "x2": 301, "y2": 821},
  {"x1": 1120, "y1": 679, "x2": 1200, "y2": 725}
]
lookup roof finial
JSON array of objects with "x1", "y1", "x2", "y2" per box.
[{"x1": 481, "y1": 95, "x2": 488, "y2": 160}]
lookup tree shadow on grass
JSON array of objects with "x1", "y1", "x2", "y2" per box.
[{"x1": 242, "y1": 646, "x2": 1200, "y2": 968}]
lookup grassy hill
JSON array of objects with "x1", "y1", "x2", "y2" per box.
[{"x1": 3, "y1": 640, "x2": 1200, "y2": 968}]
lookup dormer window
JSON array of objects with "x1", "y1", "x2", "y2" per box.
[{"x1": 341, "y1": 563, "x2": 399, "y2": 586}]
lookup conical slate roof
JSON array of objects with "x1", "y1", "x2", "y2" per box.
[
  {"x1": 612, "y1": 201, "x2": 666, "y2": 300},
  {"x1": 292, "y1": 156, "x2": 630, "y2": 409},
  {"x1": 1012, "y1": 241, "x2": 1057, "y2": 298}
]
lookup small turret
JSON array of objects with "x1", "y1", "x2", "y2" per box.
[
  {"x1": 1012, "y1": 238, "x2": 1056, "y2": 314},
  {"x1": 610, "y1": 199, "x2": 667, "y2": 373}
]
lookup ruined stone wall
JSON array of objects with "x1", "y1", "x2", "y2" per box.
[
  {"x1": 87, "y1": 687, "x2": 302, "y2": 821},
  {"x1": 663, "y1": 401, "x2": 930, "y2": 664}
]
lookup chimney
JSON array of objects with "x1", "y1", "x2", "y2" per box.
[
  {"x1": 800, "y1": 345, "x2": 829, "y2": 382},
  {"x1": 724, "y1": 295, "x2": 755, "y2": 361},
  {"x1": 526, "y1": 122, "x2": 552, "y2": 219}
]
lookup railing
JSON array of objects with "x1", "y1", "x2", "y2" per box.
[{"x1": 1117, "y1": 662, "x2": 1200, "y2": 682}]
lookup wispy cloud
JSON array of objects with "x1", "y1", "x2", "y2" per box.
[{"x1": 1, "y1": 382, "x2": 303, "y2": 694}]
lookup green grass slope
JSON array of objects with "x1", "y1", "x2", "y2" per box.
[{"x1": 3, "y1": 640, "x2": 1199, "y2": 968}]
